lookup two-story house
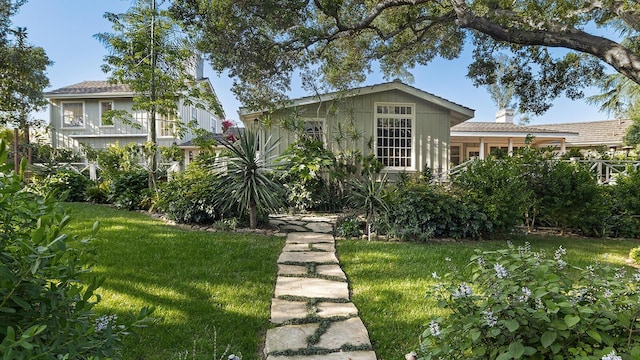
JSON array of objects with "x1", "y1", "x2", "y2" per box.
[{"x1": 45, "y1": 66, "x2": 224, "y2": 155}]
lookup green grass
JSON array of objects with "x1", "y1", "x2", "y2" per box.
[
  {"x1": 337, "y1": 236, "x2": 640, "y2": 360},
  {"x1": 62, "y1": 203, "x2": 285, "y2": 360}
]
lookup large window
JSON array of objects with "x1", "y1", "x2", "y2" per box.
[
  {"x1": 62, "y1": 102, "x2": 85, "y2": 128},
  {"x1": 100, "y1": 101, "x2": 114, "y2": 126},
  {"x1": 375, "y1": 103, "x2": 414, "y2": 168}
]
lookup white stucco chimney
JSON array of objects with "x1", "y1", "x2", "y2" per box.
[{"x1": 496, "y1": 108, "x2": 515, "y2": 123}]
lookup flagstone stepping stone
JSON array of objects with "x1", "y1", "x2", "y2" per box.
[
  {"x1": 267, "y1": 351, "x2": 377, "y2": 360},
  {"x1": 287, "y1": 233, "x2": 334, "y2": 244},
  {"x1": 316, "y1": 264, "x2": 346, "y2": 279},
  {"x1": 271, "y1": 298, "x2": 309, "y2": 324},
  {"x1": 309, "y1": 243, "x2": 334, "y2": 252},
  {"x1": 282, "y1": 243, "x2": 314, "y2": 252},
  {"x1": 278, "y1": 251, "x2": 338, "y2": 264},
  {"x1": 279, "y1": 224, "x2": 310, "y2": 233},
  {"x1": 305, "y1": 222, "x2": 334, "y2": 233},
  {"x1": 315, "y1": 302, "x2": 359, "y2": 318},
  {"x1": 278, "y1": 264, "x2": 308, "y2": 276},
  {"x1": 316, "y1": 317, "x2": 372, "y2": 349},
  {"x1": 275, "y1": 277, "x2": 349, "y2": 299},
  {"x1": 264, "y1": 323, "x2": 319, "y2": 354}
]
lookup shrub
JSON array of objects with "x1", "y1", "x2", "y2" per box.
[
  {"x1": 631, "y1": 247, "x2": 640, "y2": 264},
  {"x1": 108, "y1": 170, "x2": 150, "y2": 210},
  {"x1": 0, "y1": 141, "x2": 152, "y2": 358},
  {"x1": 85, "y1": 181, "x2": 110, "y2": 204},
  {"x1": 336, "y1": 216, "x2": 363, "y2": 238},
  {"x1": 421, "y1": 243, "x2": 640, "y2": 359},
  {"x1": 534, "y1": 161, "x2": 608, "y2": 236},
  {"x1": 607, "y1": 167, "x2": 640, "y2": 238},
  {"x1": 452, "y1": 157, "x2": 530, "y2": 236},
  {"x1": 156, "y1": 165, "x2": 227, "y2": 224},
  {"x1": 29, "y1": 169, "x2": 91, "y2": 202},
  {"x1": 385, "y1": 182, "x2": 488, "y2": 241}
]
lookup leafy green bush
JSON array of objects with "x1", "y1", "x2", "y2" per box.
[
  {"x1": 29, "y1": 169, "x2": 91, "y2": 202},
  {"x1": 421, "y1": 243, "x2": 640, "y2": 359},
  {"x1": 631, "y1": 247, "x2": 640, "y2": 264},
  {"x1": 85, "y1": 182, "x2": 110, "y2": 204},
  {"x1": 336, "y1": 216, "x2": 363, "y2": 238},
  {"x1": 277, "y1": 139, "x2": 337, "y2": 212},
  {"x1": 156, "y1": 165, "x2": 228, "y2": 224},
  {"x1": 452, "y1": 157, "x2": 530, "y2": 236},
  {"x1": 534, "y1": 161, "x2": 608, "y2": 236},
  {"x1": 0, "y1": 141, "x2": 152, "y2": 358},
  {"x1": 108, "y1": 170, "x2": 150, "y2": 210},
  {"x1": 607, "y1": 167, "x2": 640, "y2": 238},
  {"x1": 385, "y1": 182, "x2": 488, "y2": 241}
]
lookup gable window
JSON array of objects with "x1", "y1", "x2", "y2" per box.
[
  {"x1": 62, "y1": 102, "x2": 85, "y2": 128},
  {"x1": 375, "y1": 103, "x2": 414, "y2": 168},
  {"x1": 100, "y1": 101, "x2": 114, "y2": 126},
  {"x1": 304, "y1": 119, "x2": 324, "y2": 142}
]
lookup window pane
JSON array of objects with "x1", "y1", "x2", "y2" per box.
[
  {"x1": 101, "y1": 102, "x2": 113, "y2": 126},
  {"x1": 375, "y1": 103, "x2": 413, "y2": 168},
  {"x1": 63, "y1": 103, "x2": 84, "y2": 127}
]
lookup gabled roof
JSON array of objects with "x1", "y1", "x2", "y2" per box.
[
  {"x1": 45, "y1": 81, "x2": 134, "y2": 98},
  {"x1": 534, "y1": 119, "x2": 632, "y2": 146},
  {"x1": 239, "y1": 80, "x2": 475, "y2": 124},
  {"x1": 451, "y1": 121, "x2": 578, "y2": 138}
]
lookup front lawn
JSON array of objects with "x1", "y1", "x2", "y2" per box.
[
  {"x1": 63, "y1": 203, "x2": 284, "y2": 360},
  {"x1": 337, "y1": 236, "x2": 640, "y2": 360}
]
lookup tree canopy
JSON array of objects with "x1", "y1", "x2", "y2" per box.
[
  {"x1": 170, "y1": 0, "x2": 639, "y2": 114},
  {"x1": 96, "y1": 0, "x2": 222, "y2": 186},
  {"x1": 0, "y1": 0, "x2": 51, "y2": 127}
]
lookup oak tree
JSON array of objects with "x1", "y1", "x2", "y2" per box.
[{"x1": 170, "y1": 0, "x2": 638, "y2": 115}]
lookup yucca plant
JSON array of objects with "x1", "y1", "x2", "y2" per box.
[
  {"x1": 214, "y1": 129, "x2": 285, "y2": 229},
  {"x1": 347, "y1": 171, "x2": 389, "y2": 241}
]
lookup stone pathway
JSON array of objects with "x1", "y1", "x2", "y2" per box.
[{"x1": 264, "y1": 215, "x2": 376, "y2": 360}]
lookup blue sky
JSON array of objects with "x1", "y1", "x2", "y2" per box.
[{"x1": 13, "y1": 0, "x2": 613, "y2": 125}]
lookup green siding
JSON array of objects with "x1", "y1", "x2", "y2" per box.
[{"x1": 253, "y1": 89, "x2": 454, "y2": 173}]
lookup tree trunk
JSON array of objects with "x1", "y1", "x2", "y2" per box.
[{"x1": 249, "y1": 201, "x2": 257, "y2": 229}]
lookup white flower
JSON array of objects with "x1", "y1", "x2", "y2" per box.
[
  {"x1": 518, "y1": 287, "x2": 531, "y2": 302},
  {"x1": 494, "y1": 263, "x2": 509, "y2": 279},
  {"x1": 604, "y1": 288, "x2": 613, "y2": 298},
  {"x1": 557, "y1": 259, "x2": 567, "y2": 270},
  {"x1": 453, "y1": 282, "x2": 473, "y2": 298},
  {"x1": 554, "y1": 246, "x2": 566, "y2": 260},
  {"x1": 429, "y1": 320, "x2": 441, "y2": 337},
  {"x1": 476, "y1": 256, "x2": 486, "y2": 267},
  {"x1": 614, "y1": 268, "x2": 626, "y2": 280},
  {"x1": 445, "y1": 257, "x2": 452, "y2": 262},
  {"x1": 634, "y1": 271, "x2": 640, "y2": 282},
  {"x1": 432, "y1": 272, "x2": 439, "y2": 280},
  {"x1": 95, "y1": 314, "x2": 118, "y2": 332},
  {"x1": 482, "y1": 310, "x2": 498, "y2": 327},
  {"x1": 586, "y1": 265, "x2": 595, "y2": 276},
  {"x1": 601, "y1": 350, "x2": 622, "y2": 360}
]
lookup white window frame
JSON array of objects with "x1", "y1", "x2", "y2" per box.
[
  {"x1": 99, "y1": 101, "x2": 114, "y2": 127},
  {"x1": 157, "y1": 114, "x2": 176, "y2": 138},
  {"x1": 374, "y1": 102, "x2": 415, "y2": 170},
  {"x1": 303, "y1": 118, "x2": 325, "y2": 143},
  {"x1": 61, "y1": 101, "x2": 85, "y2": 129}
]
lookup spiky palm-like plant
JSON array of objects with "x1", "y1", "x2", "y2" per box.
[
  {"x1": 347, "y1": 172, "x2": 389, "y2": 241},
  {"x1": 215, "y1": 129, "x2": 285, "y2": 229}
]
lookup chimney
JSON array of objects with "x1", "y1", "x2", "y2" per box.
[
  {"x1": 496, "y1": 108, "x2": 514, "y2": 123},
  {"x1": 186, "y1": 56, "x2": 205, "y2": 80}
]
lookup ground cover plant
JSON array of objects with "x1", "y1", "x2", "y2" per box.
[
  {"x1": 62, "y1": 202, "x2": 284, "y2": 360},
  {"x1": 337, "y1": 236, "x2": 640, "y2": 360}
]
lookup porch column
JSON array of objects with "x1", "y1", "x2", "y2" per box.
[
  {"x1": 508, "y1": 138, "x2": 514, "y2": 156},
  {"x1": 560, "y1": 139, "x2": 566, "y2": 154},
  {"x1": 479, "y1": 138, "x2": 485, "y2": 160}
]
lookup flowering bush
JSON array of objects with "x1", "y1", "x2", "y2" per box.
[{"x1": 421, "y1": 243, "x2": 640, "y2": 360}]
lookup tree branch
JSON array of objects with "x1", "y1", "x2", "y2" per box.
[{"x1": 449, "y1": 0, "x2": 640, "y2": 85}]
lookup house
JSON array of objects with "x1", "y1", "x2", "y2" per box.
[
  {"x1": 45, "y1": 67, "x2": 224, "y2": 155},
  {"x1": 239, "y1": 80, "x2": 475, "y2": 176},
  {"x1": 535, "y1": 119, "x2": 633, "y2": 152},
  {"x1": 450, "y1": 109, "x2": 577, "y2": 165}
]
